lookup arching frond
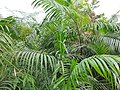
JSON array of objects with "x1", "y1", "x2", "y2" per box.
[
  {"x1": 52, "y1": 55, "x2": 120, "y2": 90},
  {"x1": 0, "y1": 32, "x2": 13, "y2": 53},
  {"x1": 101, "y1": 34, "x2": 120, "y2": 54},
  {"x1": 71, "y1": 55, "x2": 120, "y2": 90},
  {"x1": 83, "y1": 22, "x2": 120, "y2": 33},
  {"x1": 0, "y1": 81, "x2": 13, "y2": 90},
  {"x1": 12, "y1": 50, "x2": 56, "y2": 77},
  {"x1": 32, "y1": 0, "x2": 68, "y2": 20}
]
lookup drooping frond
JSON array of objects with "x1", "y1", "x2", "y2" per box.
[
  {"x1": 32, "y1": 0, "x2": 68, "y2": 20},
  {"x1": 83, "y1": 22, "x2": 120, "y2": 33},
  {"x1": 51, "y1": 55, "x2": 120, "y2": 90},
  {"x1": 0, "y1": 16, "x2": 16, "y2": 34},
  {"x1": 101, "y1": 34, "x2": 120, "y2": 54},
  {"x1": 71, "y1": 55, "x2": 120, "y2": 89},
  {"x1": 12, "y1": 50, "x2": 56, "y2": 77},
  {"x1": 0, "y1": 32, "x2": 13, "y2": 53},
  {"x1": 0, "y1": 81, "x2": 13, "y2": 90},
  {"x1": 32, "y1": 0, "x2": 90, "y2": 21}
]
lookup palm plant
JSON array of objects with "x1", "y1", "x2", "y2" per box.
[
  {"x1": 0, "y1": 0, "x2": 119, "y2": 90},
  {"x1": 31, "y1": 0, "x2": 120, "y2": 90}
]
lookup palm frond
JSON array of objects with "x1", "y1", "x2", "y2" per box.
[
  {"x1": 101, "y1": 34, "x2": 120, "y2": 54},
  {"x1": 51, "y1": 55, "x2": 120, "y2": 90},
  {"x1": 71, "y1": 55, "x2": 120, "y2": 89},
  {"x1": 0, "y1": 32, "x2": 13, "y2": 53},
  {"x1": 32, "y1": 0, "x2": 68, "y2": 20},
  {"x1": 83, "y1": 22, "x2": 120, "y2": 33},
  {"x1": 0, "y1": 81, "x2": 13, "y2": 90},
  {"x1": 12, "y1": 50, "x2": 56, "y2": 77}
]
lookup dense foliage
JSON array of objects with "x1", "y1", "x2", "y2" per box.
[{"x1": 0, "y1": 0, "x2": 120, "y2": 90}]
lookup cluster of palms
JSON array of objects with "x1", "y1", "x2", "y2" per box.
[{"x1": 0, "y1": 0, "x2": 120, "y2": 90}]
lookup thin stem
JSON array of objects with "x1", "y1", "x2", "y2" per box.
[{"x1": 66, "y1": 12, "x2": 81, "y2": 45}]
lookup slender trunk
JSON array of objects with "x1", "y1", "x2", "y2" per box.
[
  {"x1": 75, "y1": 21, "x2": 81, "y2": 45},
  {"x1": 66, "y1": 12, "x2": 81, "y2": 44}
]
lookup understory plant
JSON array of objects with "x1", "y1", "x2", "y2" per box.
[{"x1": 0, "y1": 0, "x2": 119, "y2": 90}]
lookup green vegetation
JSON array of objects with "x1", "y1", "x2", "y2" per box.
[{"x1": 0, "y1": 0, "x2": 120, "y2": 90}]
